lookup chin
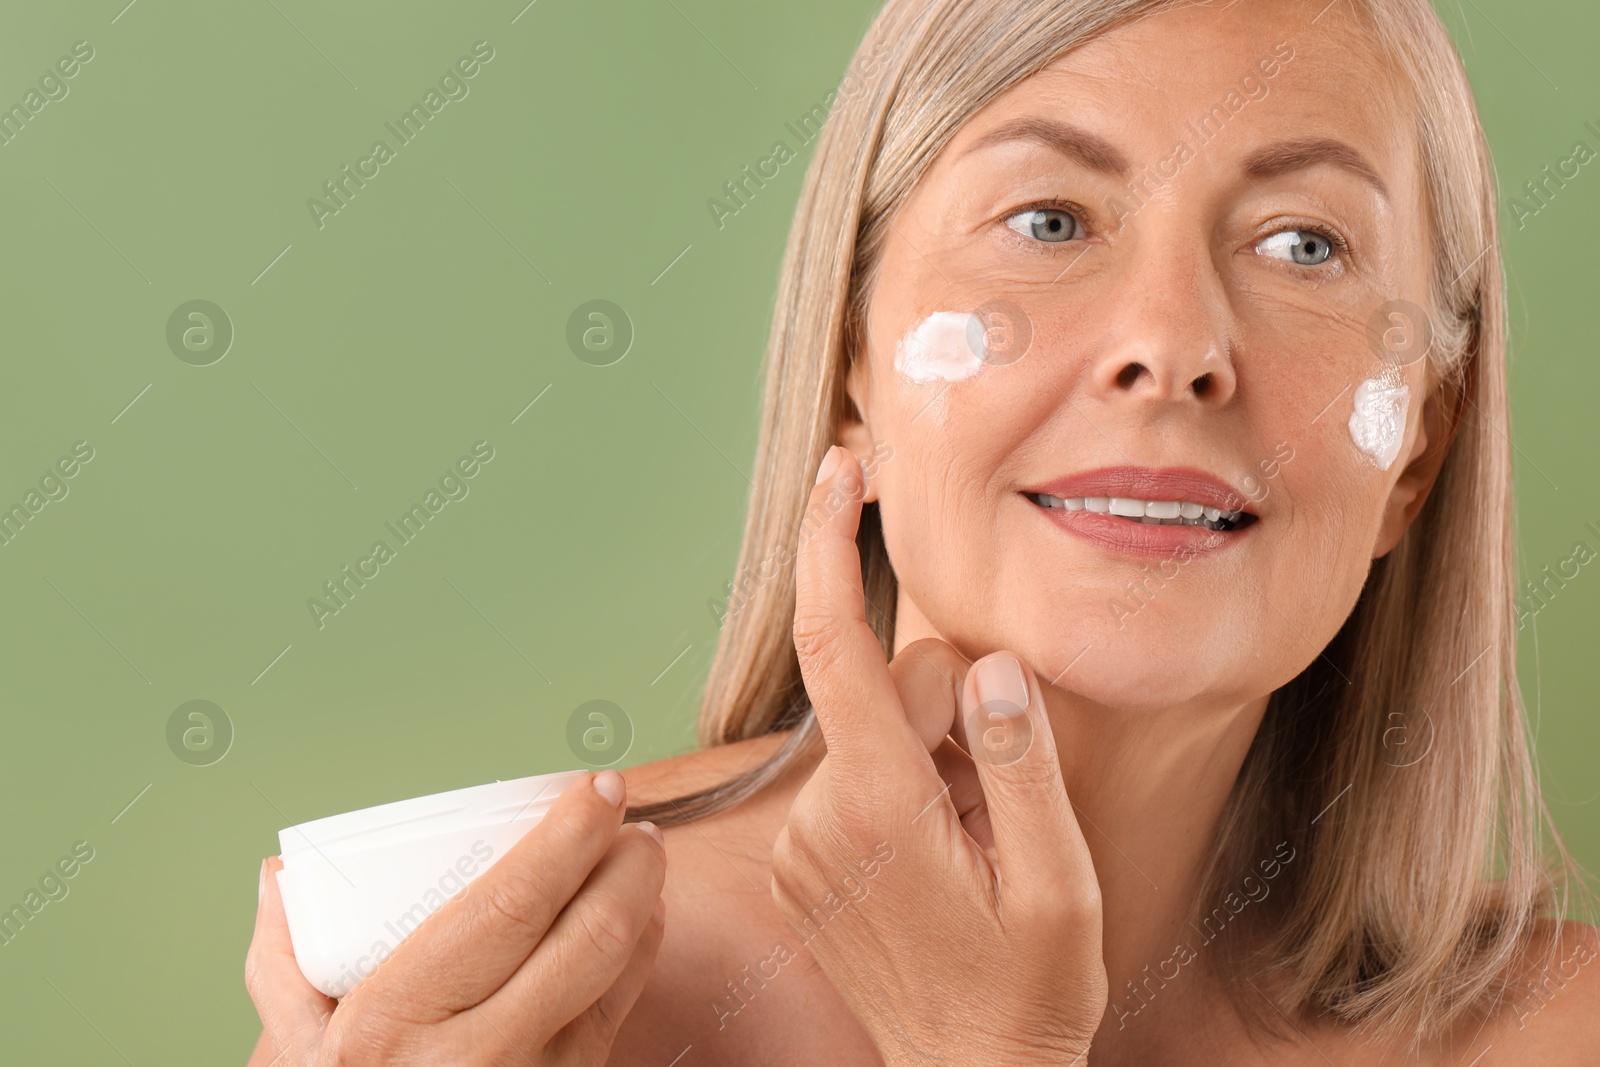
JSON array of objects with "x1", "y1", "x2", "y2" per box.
[
  {"x1": 1047, "y1": 655, "x2": 1225, "y2": 712},
  {"x1": 1013, "y1": 607, "x2": 1260, "y2": 712}
]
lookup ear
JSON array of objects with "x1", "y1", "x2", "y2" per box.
[
  {"x1": 837, "y1": 355, "x2": 880, "y2": 503},
  {"x1": 1372, "y1": 373, "x2": 1464, "y2": 558}
]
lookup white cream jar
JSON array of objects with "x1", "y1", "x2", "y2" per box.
[{"x1": 274, "y1": 768, "x2": 591, "y2": 998}]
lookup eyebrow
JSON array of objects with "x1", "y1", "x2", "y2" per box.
[
  {"x1": 958, "y1": 117, "x2": 1131, "y2": 179},
  {"x1": 960, "y1": 118, "x2": 1391, "y2": 202},
  {"x1": 1242, "y1": 137, "x2": 1390, "y2": 201}
]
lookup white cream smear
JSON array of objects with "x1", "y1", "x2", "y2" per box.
[
  {"x1": 894, "y1": 311, "x2": 985, "y2": 383},
  {"x1": 1348, "y1": 370, "x2": 1410, "y2": 470}
]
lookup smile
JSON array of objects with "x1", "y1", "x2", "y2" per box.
[
  {"x1": 1019, "y1": 466, "x2": 1261, "y2": 558},
  {"x1": 1025, "y1": 493, "x2": 1252, "y2": 531}
]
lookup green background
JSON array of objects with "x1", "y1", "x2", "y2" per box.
[{"x1": 0, "y1": 0, "x2": 1592, "y2": 1061}]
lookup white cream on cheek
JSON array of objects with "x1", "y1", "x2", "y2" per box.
[
  {"x1": 1347, "y1": 370, "x2": 1410, "y2": 470},
  {"x1": 894, "y1": 311, "x2": 985, "y2": 383}
]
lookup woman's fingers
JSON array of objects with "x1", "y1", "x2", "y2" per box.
[
  {"x1": 930, "y1": 736, "x2": 991, "y2": 851},
  {"x1": 543, "y1": 876, "x2": 667, "y2": 1066},
  {"x1": 356, "y1": 770, "x2": 629, "y2": 1015},
  {"x1": 245, "y1": 855, "x2": 335, "y2": 1065},
  {"x1": 478, "y1": 823, "x2": 667, "y2": 1044},
  {"x1": 889, "y1": 638, "x2": 993, "y2": 851},
  {"x1": 886, "y1": 637, "x2": 967, "y2": 753},
  {"x1": 793, "y1": 445, "x2": 935, "y2": 790},
  {"x1": 959, "y1": 652, "x2": 1099, "y2": 909}
]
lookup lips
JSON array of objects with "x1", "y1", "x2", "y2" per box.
[{"x1": 1021, "y1": 465, "x2": 1259, "y2": 557}]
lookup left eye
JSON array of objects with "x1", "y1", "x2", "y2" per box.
[
  {"x1": 1005, "y1": 207, "x2": 1081, "y2": 243},
  {"x1": 1255, "y1": 229, "x2": 1336, "y2": 265}
]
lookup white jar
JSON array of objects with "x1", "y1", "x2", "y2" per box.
[{"x1": 274, "y1": 768, "x2": 591, "y2": 998}]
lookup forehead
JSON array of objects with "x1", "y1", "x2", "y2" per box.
[{"x1": 939, "y1": 1, "x2": 1416, "y2": 193}]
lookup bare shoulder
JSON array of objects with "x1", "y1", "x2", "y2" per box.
[
  {"x1": 1177, "y1": 919, "x2": 1600, "y2": 1066},
  {"x1": 608, "y1": 733, "x2": 875, "y2": 1066},
  {"x1": 1352, "y1": 917, "x2": 1600, "y2": 1065},
  {"x1": 617, "y1": 730, "x2": 807, "y2": 895},
  {"x1": 1453, "y1": 917, "x2": 1600, "y2": 1064},
  {"x1": 617, "y1": 730, "x2": 806, "y2": 905}
]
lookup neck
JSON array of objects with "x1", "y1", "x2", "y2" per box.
[{"x1": 1047, "y1": 684, "x2": 1268, "y2": 1045}]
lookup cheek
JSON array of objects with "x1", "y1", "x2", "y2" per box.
[
  {"x1": 1230, "y1": 290, "x2": 1421, "y2": 490},
  {"x1": 872, "y1": 399, "x2": 1010, "y2": 537},
  {"x1": 872, "y1": 448, "x2": 1004, "y2": 632},
  {"x1": 1266, "y1": 415, "x2": 1397, "y2": 611},
  {"x1": 1346, "y1": 372, "x2": 1410, "y2": 470},
  {"x1": 892, "y1": 311, "x2": 984, "y2": 384},
  {"x1": 867, "y1": 326, "x2": 1041, "y2": 590},
  {"x1": 872, "y1": 303, "x2": 1046, "y2": 446}
]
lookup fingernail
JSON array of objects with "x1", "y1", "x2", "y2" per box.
[
  {"x1": 814, "y1": 446, "x2": 844, "y2": 485},
  {"x1": 635, "y1": 820, "x2": 663, "y2": 845},
  {"x1": 594, "y1": 769, "x2": 626, "y2": 807},
  {"x1": 258, "y1": 859, "x2": 267, "y2": 903},
  {"x1": 975, "y1": 654, "x2": 1029, "y2": 714}
]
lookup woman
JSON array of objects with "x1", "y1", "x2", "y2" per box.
[{"x1": 246, "y1": 0, "x2": 1600, "y2": 1062}]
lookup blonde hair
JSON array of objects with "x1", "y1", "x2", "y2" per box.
[{"x1": 627, "y1": 0, "x2": 1592, "y2": 1045}]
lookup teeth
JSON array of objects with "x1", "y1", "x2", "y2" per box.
[{"x1": 1031, "y1": 494, "x2": 1245, "y2": 529}]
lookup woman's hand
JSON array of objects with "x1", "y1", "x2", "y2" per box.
[
  {"x1": 244, "y1": 770, "x2": 666, "y2": 1066},
  {"x1": 773, "y1": 445, "x2": 1107, "y2": 1067}
]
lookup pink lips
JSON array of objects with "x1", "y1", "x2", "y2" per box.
[{"x1": 1021, "y1": 466, "x2": 1258, "y2": 559}]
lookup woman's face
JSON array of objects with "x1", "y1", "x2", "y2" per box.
[{"x1": 844, "y1": 1, "x2": 1449, "y2": 711}]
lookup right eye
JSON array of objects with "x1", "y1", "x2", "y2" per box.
[{"x1": 1004, "y1": 206, "x2": 1082, "y2": 243}]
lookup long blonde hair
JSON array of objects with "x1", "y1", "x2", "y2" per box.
[{"x1": 627, "y1": 0, "x2": 1591, "y2": 1044}]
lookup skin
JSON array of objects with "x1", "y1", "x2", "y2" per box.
[{"x1": 247, "y1": 2, "x2": 1600, "y2": 1064}]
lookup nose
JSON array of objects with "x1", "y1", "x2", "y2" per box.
[{"x1": 1086, "y1": 241, "x2": 1238, "y2": 409}]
